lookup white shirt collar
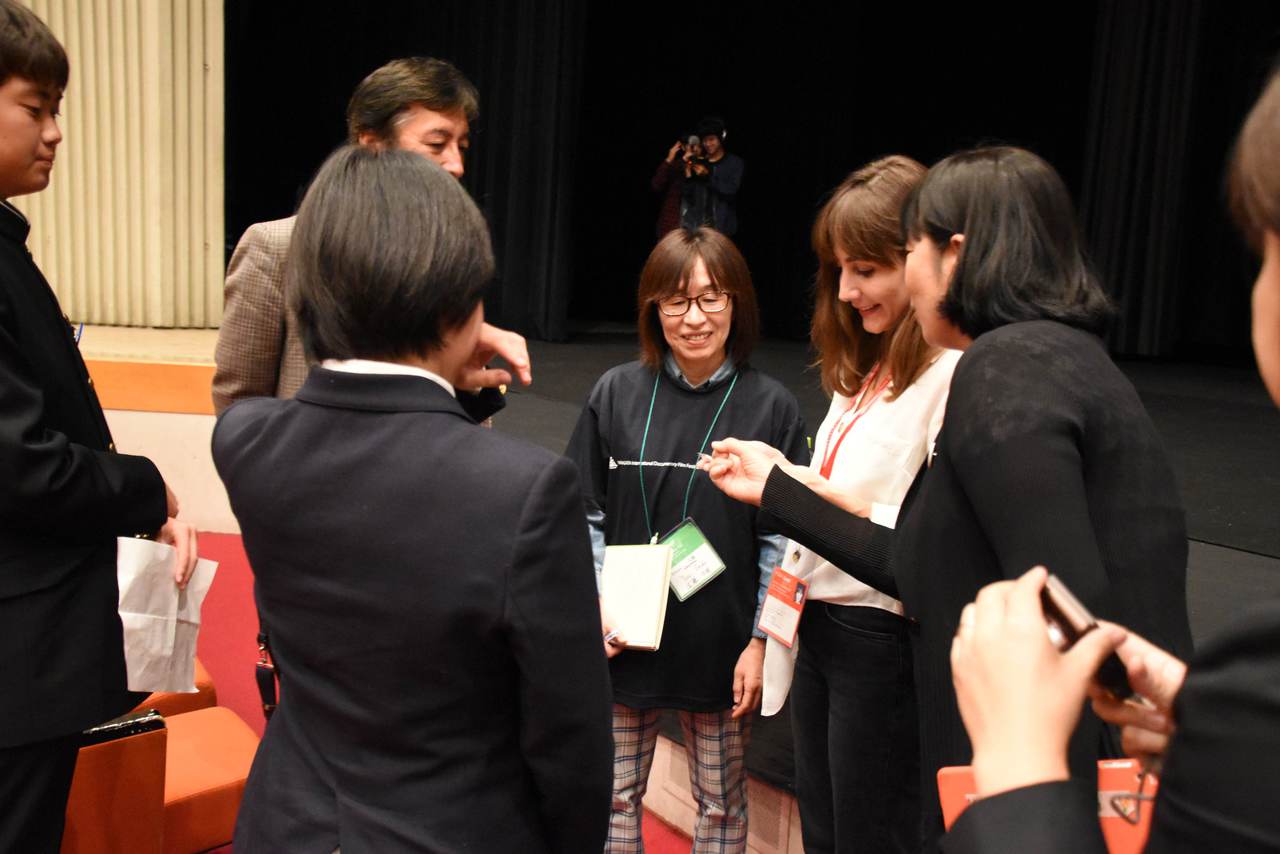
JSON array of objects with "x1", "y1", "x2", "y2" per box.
[{"x1": 320, "y1": 358, "x2": 455, "y2": 398}]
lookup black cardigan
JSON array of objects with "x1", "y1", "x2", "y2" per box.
[{"x1": 760, "y1": 321, "x2": 1193, "y2": 848}]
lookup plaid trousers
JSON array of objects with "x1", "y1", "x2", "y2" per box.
[{"x1": 606, "y1": 703, "x2": 752, "y2": 854}]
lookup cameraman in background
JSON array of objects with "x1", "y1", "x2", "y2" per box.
[
  {"x1": 652, "y1": 134, "x2": 699, "y2": 238},
  {"x1": 695, "y1": 116, "x2": 744, "y2": 238},
  {"x1": 679, "y1": 134, "x2": 712, "y2": 231}
]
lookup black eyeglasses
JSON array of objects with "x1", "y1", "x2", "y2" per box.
[{"x1": 658, "y1": 292, "x2": 732, "y2": 316}]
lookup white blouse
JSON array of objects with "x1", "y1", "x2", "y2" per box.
[{"x1": 761, "y1": 348, "x2": 960, "y2": 716}]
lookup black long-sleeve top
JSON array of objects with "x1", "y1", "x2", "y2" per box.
[{"x1": 760, "y1": 320, "x2": 1193, "y2": 849}]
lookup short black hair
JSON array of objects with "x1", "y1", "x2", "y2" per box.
[
  {"x1": 346, "y1": 57, "x2": 478, "y2": 144},
  {"x1": 695, "y1": 116, "x2": 726, "y2": 139},
  {"x1": 0, "y1": 0, "x2": 68, "y2": 91},
  {"x1": 287, "y1": 145, "x2": 494, "y2": 362},
  {"x1": 903, "y1": 146, "x2": 1113, "y2": 339}
]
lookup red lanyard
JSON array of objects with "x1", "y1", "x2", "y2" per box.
[{"x1": 819, "y1": 367, "x2": 892, "y2": 479}]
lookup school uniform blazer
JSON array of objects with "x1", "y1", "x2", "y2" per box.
[
  {"x1": 0, "y1": 204, "x2": 166, "y2": 747},
  {"x1": 214, "y1": 367, "x2": 613, "y2": 854}
]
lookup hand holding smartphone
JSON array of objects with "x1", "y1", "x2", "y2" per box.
[{"x1": 1040, "y1": 574, "x2": 1133, "y2": 699}]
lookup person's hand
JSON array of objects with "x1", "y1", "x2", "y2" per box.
[
  {"x1": 456, "y1": 323, "x2": 532, "y2": 390},
  {"x1": 165, "y1": 482, "x2": 180, "y2": 518},
  {"x1": 667, "y1": 140, "x2": 683, "y2": 162},
  {"x1": 1088, "y1": 623, "x2": 1187, "y2": 769},
  {"x1": 155, "y1": 517, "x2": 199, "y2": 589},
  {"x1": 699, "y1": 438, "x2": 788, "y2": 507},
  {"x1": 951, "y1": 566, "x2": 1126, "y2": 798},
  {"x1": 731, "y1": 637, "x2": 765, "y2": 718},
  {"x1": 599, "y1": 598, "x2": 626, "y2": 659}
]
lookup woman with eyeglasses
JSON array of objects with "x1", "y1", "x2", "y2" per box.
[{"x1": 565, "y1": 226, "x2": 808, "y2": 853}]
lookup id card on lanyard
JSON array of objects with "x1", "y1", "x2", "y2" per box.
[
  {"x1": 662, "y1": 517, "x2": 727, "y2": 601},
  {"x1": 757, "y1": 566, "x2": 808, "y2": 647},
  {"x1": 636, "y1": 368, "x2": 739, "y2": 601}
]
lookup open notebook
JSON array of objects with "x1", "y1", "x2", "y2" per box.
[{"x1": 601, "y1": 544, "x2": 673, "y2": 651}]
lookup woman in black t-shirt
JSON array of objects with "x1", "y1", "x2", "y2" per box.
[{"x1": 565, "y1": 227, "x2": 807, "y2": 854}]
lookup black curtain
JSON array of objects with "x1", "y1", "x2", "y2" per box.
[
  {"x1": 451, "y1": 2, "x2": 585, "y2": 341},
  {"x1": 226, "y1": 2, "x2": 1280, "y2": 356},
  {"x1": 224, "y1": 0, "x2": 584, "y2": 340},
  {"x1": 1080, "y1": 0, "x2": 1280, "y2": 360},
  {"x1": 1079, "y1": 0, "x2": 1204, "y2": 356},
  {"x1": 569, "y1": 4, "x2": 1099, "y2": 341}
]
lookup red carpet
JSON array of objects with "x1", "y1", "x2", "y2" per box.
[
  {"x1": 196, "y1": 531, "x2": 692, "y2": 851},
  {"x1": 196, "y1": 533, "x2": 266, "y2": 737}
]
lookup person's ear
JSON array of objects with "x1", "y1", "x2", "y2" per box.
[
  {"x1": 357, "y1": 130, "x2": 382, "y2": 149},
  {"x1": 940, "y1": 233, "x2": 965, "y2": 284}
]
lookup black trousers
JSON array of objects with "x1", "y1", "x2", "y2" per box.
[
  {"x1": 0, "y1": 733, "x2": 79, "y2": 854},
  {"x1": 789, "y1": 602, "x2": 920, "y2": 854}
]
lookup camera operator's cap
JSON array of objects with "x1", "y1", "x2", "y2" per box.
[{"x1": 695, "y1": 116, "x2": 727, "y2": 140}]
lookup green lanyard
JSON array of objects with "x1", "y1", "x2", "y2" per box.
[{"x1": 637, "y1": 369, "x2": 739, "y2": 540}]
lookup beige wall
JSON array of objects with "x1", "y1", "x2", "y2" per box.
[
  {"x1": 105, "y1": 409, "x2": 237, "y2": 534},
  {"x1": 15, "y1": 0, "x2": 225, "y2": 329}
]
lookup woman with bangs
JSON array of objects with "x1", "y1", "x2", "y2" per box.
[
  {"x1": 940, "y1": 66, "x2": 1280, "y2": 854},
  {"x1": 566, "y1": 226, "x2": 808, "y2": 854},
  {"x1": 703, "y1": 156, "x2": 959, "y2": 853},
  {"x1": 712, "y1": 147, "x2": 1193, "y2": 848}
]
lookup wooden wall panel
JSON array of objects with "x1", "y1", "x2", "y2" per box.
[{"x1": 16, "y1": 0, "x2": 225, "y2": 329}]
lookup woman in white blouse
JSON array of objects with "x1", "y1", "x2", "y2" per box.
[{"x1": 704, "y1": 155, "x2": 958, "y2": 854}]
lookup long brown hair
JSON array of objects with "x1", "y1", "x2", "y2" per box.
[
  {"x1": 636, "y1": 228, "x2": 760, "y2": 370},
  {"x1": 810, "y1": 155, "x2": 933, "y2": 399}
]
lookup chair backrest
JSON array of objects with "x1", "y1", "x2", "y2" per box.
[
  {"x1": 937, "y1": 761, "x2": 1159, "y2": 854},
  {"x1": 62, "y1": 711, "x2": 167, "y2": 854}
]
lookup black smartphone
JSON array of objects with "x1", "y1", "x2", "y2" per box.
[{"x1": 1040, "y1": 574, "x2": 1133, "y2": 699}]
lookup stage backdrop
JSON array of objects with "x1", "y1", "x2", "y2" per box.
[{"x1": 227, "y1": 1, "x2": 1280, "y2": 362}]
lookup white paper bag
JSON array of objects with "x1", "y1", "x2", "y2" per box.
[{"x1": 116, "y1": 537, "x2": 218, "y2": 693}]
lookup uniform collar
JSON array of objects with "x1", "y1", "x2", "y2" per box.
[
  {"x1": 0, "y1": 201, "x2": 30, "y2": 244},
  {"x1": 294, "y1": 367, "x2": 472, "y2": 419},
  {"x1": 320, "y1": 358, "x2": 455, "y2": 398}
]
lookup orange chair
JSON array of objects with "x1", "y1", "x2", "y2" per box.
[
  {"x1": 938, "y1": 760, "x2": 1159, "y2": 854},
  {"x1": 62, "y1": 712, "x2": 166, "y2": 854},
  {"x1": 162, "y1": 706, "x2": 259, "y2": 854},
  {"x1": 132, "y1": 657, "x2": 217, "y2": 719},
  {"x1": 61, "y1": 695, "x2": 259, "y2": 853}
]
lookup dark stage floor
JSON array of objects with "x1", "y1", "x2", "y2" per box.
[{"x1": 493, "y1": 328, "x2": 1280, "y2": 789}]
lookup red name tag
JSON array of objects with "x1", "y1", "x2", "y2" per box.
[{"x1": 757, "y1": 567, "x2": 807, "y2": 648}]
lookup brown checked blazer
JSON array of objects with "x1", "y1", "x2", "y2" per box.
[
  {"x1": 212, "y1": 216, "x2": 308, "y2": 414},
  {"x1": 213, "y1": 216, "x2": 507, "y2": 423}
]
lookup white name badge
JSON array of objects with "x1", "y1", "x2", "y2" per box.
[{"x1": 661, "y1": 518, "x2": 727, "y2": 601}]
